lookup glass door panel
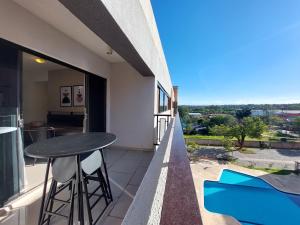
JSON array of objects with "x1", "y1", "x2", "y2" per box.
[{"x1": 0, "y1": 42, "x2": 23, "y2": 207}]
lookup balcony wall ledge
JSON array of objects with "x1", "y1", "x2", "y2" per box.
[{"x1": 122, "y1": 114, "x2": 203, "y2": 225}]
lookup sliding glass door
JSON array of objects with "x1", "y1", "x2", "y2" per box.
[{"x1": 0, "y1": 41, "x2": 24, "y2": 206}]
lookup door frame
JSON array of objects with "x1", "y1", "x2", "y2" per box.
[{"x1": 85, "y1": 73, "x2": 107, "y2": 132}]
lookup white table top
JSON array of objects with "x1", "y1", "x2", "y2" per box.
[{"x1": 0, "y1": 127, "x2": 18, "y2": 134}]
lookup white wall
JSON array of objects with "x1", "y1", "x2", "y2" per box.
[
  {"x1": 101, "y1": 0, "x2": 173, "y2": 95},
  {"x1": 22, "y1": 70, "x2": 48, "y2": 123},
  {"x1": 110, "y1": 62, "x2": 155, "y2": 150},
  {"x1": 48, "y1": 69, "x2": 85, "y2": 113}
]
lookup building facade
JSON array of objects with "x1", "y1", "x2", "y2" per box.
[{"x1": 0, "y1": 0, "x2": 176, "y2": 209}]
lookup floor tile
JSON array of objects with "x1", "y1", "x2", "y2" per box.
[
  {"x1": 129, "y1": 166, "x2": 149, "y2": 186},
  {"x1": 109, "y1": 151, "x2": 145, "y2": 174},
  {"x1": 100, "y1": 216, "x2": 122, "y2": 225},
  {"x1": 109, "y1": 185, "x2": 139, "y2": 218},
  {"x1": 138, "y1": 151, "x2": 154, "y2": 167},
  {"x1": 1, "y1": 148, "x2": 153, "y2": 225},
  {"x1": 109, "y1": 171, "x2": 132, "y2": 198},
  {"x1": 103, "y1": 148, "x2": 128, "y2": 168}
]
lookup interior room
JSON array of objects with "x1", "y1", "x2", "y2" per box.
[{"x1": 22, "y1": 52, "x2": 86, "y2": 191}]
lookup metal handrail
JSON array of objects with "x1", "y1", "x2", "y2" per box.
[{"x1": 154, "y1": 114, "x2": 172, "y2": 145}]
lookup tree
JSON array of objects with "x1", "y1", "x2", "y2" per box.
[
  {"x1": 269, "y1": 115, "x2": 284, "y2": 127},
  {"x1": 222, "y1": 137, "x2": 234, "y2": 156},
  {"x1": 209, "y1": 115, "x2": 236, "y2": 127},
  {"x1": 210, "y1": 117, "x2": 266, "y2": 149},
  {"x1": 178, "y1": 106, "x2": 191, "y2": 125},
  {"x1": 178, "y1": 106, "x2": 189, "y2": 120},
  {"x1": 292, "y1": 117, "x2": 300, "y2": 134},
  {"x1": 236, "y1": 108, "x2": 252, "y2": 121},
  {"x1": 185, "y1": 123, "x2": 193, "y2": 134}
]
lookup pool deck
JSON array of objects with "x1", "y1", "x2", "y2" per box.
[{"x1": 190, "y1": 159, "x2": 300, "y2": 225}]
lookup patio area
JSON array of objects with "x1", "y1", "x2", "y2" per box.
[{"x1": 0, "y1": 147, "x2": 153, "y2": 225}]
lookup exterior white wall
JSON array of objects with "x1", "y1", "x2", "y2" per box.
[
  {"x1": 0, "y1": 0, "x2": 172, "y2": 148},
  {"x1": 101, "y1": 0, "x2": 172, "y2": 95},
  {"x1": 110, "y1": 62, "x2": 155, "y2": 150}
]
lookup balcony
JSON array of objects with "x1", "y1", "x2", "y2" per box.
[
  {"x1": 0, "y1": 115, "x2": 202, "y2": 225},
  {"x1": 0, "y1": 148, "x2": 153, "y2": 225}
]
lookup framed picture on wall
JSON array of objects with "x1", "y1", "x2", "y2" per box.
[
  {"x1": 73, "y1": 85, "x2": 85, "y2": 106},
  {"x1": 60, "y1": 86, "x2": 72, "y2": 107}
]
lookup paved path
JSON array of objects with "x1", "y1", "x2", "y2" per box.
[
  {"x1": 233, "y1": 148, "x2": 300, "y2": 162},
  {"x1": 192, "y1": 147, "x2": 300, "y2": 170},
  {"x1": 232, "y1": 148, "x2": 300, "y2": 170}
]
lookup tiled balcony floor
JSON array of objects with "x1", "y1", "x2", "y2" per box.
[{"x1": 0, "y1": 147, "x2": 153, "y2": 225}]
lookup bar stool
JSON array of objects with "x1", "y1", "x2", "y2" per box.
[
  {"x1": 81, "y1": 151, "x2": 111, "y2": 225},
  {"x1": 40, "y1": 151, "x2": 110, "y2": 225}
]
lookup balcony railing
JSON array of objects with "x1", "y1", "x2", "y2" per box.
[
  {"x1": 123, "y1": 115, "x2": 203, "y2": 225},
  {"x1": 154, "y1": 114, "x2": 172, "y2": 145}
]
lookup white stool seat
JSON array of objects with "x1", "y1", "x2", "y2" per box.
[
  {"x1": 81, "y1": 151, "x2": 102, "y2": 175},
  {"x1": 52, "y1": 151, "x2": 103, "y2": 183}
]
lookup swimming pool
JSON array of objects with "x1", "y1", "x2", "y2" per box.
[{"x1": 204, "y1": 169, "x2": 300, "y2": 225}]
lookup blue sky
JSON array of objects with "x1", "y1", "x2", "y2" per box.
[{"x1": 151, "y1": 0, "x2": 300, "y2": 105}]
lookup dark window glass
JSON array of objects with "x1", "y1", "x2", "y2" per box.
[
  {"x1": 158, "y1": 86, "x2": 170, "y2": 113},
  {"x1": 159, "y1": 89, "x2": 164, "y2": 112},
  {"x1": 163, "y1": 95, "x2": 167, "y2": 111}
]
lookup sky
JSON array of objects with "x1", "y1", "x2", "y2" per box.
[{"x1": 151, "y1": 0, "x2": 300, "y2": 105}]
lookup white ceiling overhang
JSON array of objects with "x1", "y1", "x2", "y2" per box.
[{"x1": 13, "y1": 0, "x2": 124, "y2": 64}]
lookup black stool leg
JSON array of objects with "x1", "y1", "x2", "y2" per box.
[
  {"x1": 97, "y1": 169, "x2": 109, "y2": 205},
  {"x1": 40, "y1": 180, "x2": 57, "y2": 225},
  {"x1": 100, "y1": 149, "x2": 113, "y2": 200},
  {"x1": 68, "y1": 180, "x2": 76, "y2": 225},
  {"x1": 38, "y1": 159, "x2": 51, "y2": 225},
  {"x1": 75, "y1": 155, "x2": 85, "y2": 225},
  {"x1": 46, "y1": 180, "x2": 57, "y2": 225},
  {"x1": 83, "y1": 175, "x2": 93, "y2": 225}
]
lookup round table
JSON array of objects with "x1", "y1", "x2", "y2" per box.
[{"x1": 24, "y1": 132, "x2": 117, "y2": 225}]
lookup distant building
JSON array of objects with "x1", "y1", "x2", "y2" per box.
[{"x1": 189, "y1": 112, "x2": 202, "y2": 118}]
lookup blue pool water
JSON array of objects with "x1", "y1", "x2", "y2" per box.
[{"x1": 204, "y1": 169, "x2": 300, "y2": 225}]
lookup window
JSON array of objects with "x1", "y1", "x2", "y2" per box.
[
  {"x1": 158, "y1": 85, "x2": 170, "y2": 113},
  {"x1": 159, "y1": 88, "x2": 164, "y2": 112},
  {"x1": 164, "y1": 96, "x2": 169, "y2": 111}
]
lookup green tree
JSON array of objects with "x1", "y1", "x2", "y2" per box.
[
  {"x1": 210, "y1": 117, "x2": 266, "y2": 149},
  {"x1": 269, "y1": 115, "x2": 284, "y2": 127},
  {"x1": 178, "y1": 106, "x2": 191, "y2": 124},
  {"x1": 292, "y1": 117, "x2": 300, "y2": 134},
  {"x1": 209, "y1": 115, "x2": 236, "y2": 127},
  {"x1": 236, "y1": 108, "x2": 252, "y2": 121},
  {"x1": 222, "y1": 137, "x2": 234, "y2": 156},
  {"x1": 185, "y1": 123, "x2": 193, "y2": 134}
]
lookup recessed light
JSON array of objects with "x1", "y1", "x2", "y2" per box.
[{"x1": 35, "y1": 58, "x2": 45, "y2": 64}]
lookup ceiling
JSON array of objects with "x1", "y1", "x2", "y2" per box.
[
  {"x1": 13, "y1": 0, "x2": 124, "y2": 63},
  {"x1": 23, "y1": 52, "x2": 67, "y2": 72}
]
